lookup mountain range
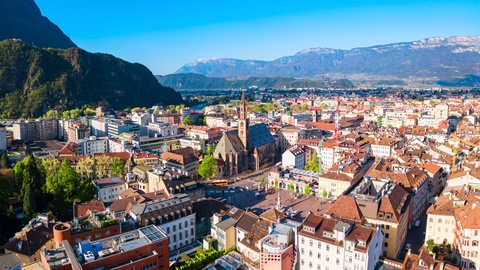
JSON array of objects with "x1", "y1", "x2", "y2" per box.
[
  {"x1": 0, "y1": 0, "x2": 76, "y2": 49},
  {"x1": 175, "y1": 36, "x2": 480, "y2": 81},
  {"x1": 156, "y1": 73, "x2": 354, "y2": 90}
]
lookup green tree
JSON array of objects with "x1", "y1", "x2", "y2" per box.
[
  {"x1": 76, "y1": 179, "x2": 96, "y2": 203},
  {"x1": 320, "y1": 103, "x2": 329, "y2": 110},
  {"x1": 56, "y1": 159, "x2": 80, "y2": 201},
  {"x1": 0, "y1": 152, "x2": 12, "y2": 168},
  {"x1": 0, "y1": 175, "x2": 10, "y2": 216},
  {"x1": 287, "y1": 110, "x2": 293, "y2": 116},
  {"x1": 259, "y1": 178, "x2": 265, "y2": 191},
  {"x1": 322, "y1": 189, "x2": 328, "y2": 199},
  {"x1": 426, "y1": 239, "x2": 435, "y2": 252},
  {"x1": 274, "y1": 179, "x2": 279, "y2": 188},
  {"x1": 304, "y1": 185, "x2": 312, "y2": 195},
  {"x1": 304, "y1": 154, "x2": 319, "y2": 172},
  {"x1": 198, "y1": 156, "x2": 218, "y2": 179},
  {"x1": 206, "y1": 144, "x2": 214, "y2": 156},
  {"x1": 18, "y1": 156, "x2": 44, "y2": 218},
  {"x1": 287, "y1": 183, "x2": 294, "y2": 193},
  {"x1": 183, "y1": 115, "x2": 194, "y2": 126},
  {"x1": 110, "y1": 157, "x2": 125, "y2": 177}
]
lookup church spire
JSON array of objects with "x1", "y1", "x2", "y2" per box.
[{"x1": 238, "y1": 90, "x2": 249, "y2": 151}]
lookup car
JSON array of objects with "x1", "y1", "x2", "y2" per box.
[
  {"x1": 239, "y1": 188, "x2": 244, "y2": 192},
  {"x1": 405, "y1": 243, "x2": 411, "y2": 250}
]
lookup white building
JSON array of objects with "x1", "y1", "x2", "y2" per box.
[
  {"x1": 146, "y1": 122, "x2": 178, "y2": 137},
  {"x1": 127, "y1": 193, "x2": 196, "y2": 252},
  {"x1": 76, "y1": 136, "x2": 109, "y2": 155},
  {"x1": 282, "y1": 145, "x2": 306, "y2": 169},
  {"x1": 0, "y1": 126, "x2": 6, "y2": 151},
  {"x1": 298, "y1": 214, "x2": 383, "y2": 270},
  {"x1": 93, "y1": 177, "x2": 128, "y2": 203},
  {"x1": 131, "y1": 112, "x2": 151, "y2": 126},
  {"x1": 455, "y1": 199, "x2": 480, "y2": 269},
  {"x1": 91, "y1": 118, "x2": 109, "y2": 137}
]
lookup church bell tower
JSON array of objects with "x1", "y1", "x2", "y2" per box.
[{"x1": 238, "y1": 90, "x2": 249, "y2": 151}]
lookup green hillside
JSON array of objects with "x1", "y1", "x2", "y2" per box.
[
  {"x1": 0, "y1": 40, "x2": 183, "y2": 118},
  {"x1": 156, "y1": 73, "x2": 354, "y2": 89}
]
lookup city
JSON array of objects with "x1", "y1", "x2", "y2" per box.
[{"x1": 1, "y1": 87, "x2": 480, "y2": 270}]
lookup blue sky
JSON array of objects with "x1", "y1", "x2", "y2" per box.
[{"x1": 36, "y1": 0, "x2": 480, "y2": 75}]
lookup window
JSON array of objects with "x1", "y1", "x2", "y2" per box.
[
  {"x1": 301, "y1": 237, "x2": 305, "y2": 244},
  {"x1": 309, "y1": 262, "x2": 312, "y2": 268},
  {"x1": 318, "y1": 242, "x2": 322, "y2": 249},
  {"x1": 386, "y1": 225, "x2": 390, "y2": 230},
  {"x1": 310, "y1": 240, "x2": 313, "y2": 246},
  {"x1": 173, "y1": 225, "x2": 176, "y2": 232},
  {"x1": 301, "y1": 259, "x2": 304, "y2": 266},
  {"x1": 318, "y1": 253, "x2": 321, "y2": 259},
  {"x1": 309, "y1": 250, "x2": 312, "y2": 257},
  {"x1": 301, "y1": 248, "x2": 304, "y2": 254},
  {"x1": 336, "y1": 258, "x2": 340, "y2": 265},
  {"x1": 384, "y1": 242, "x2": 388, "y2": 247},
  {"x1": 179, "y1": 223, "x2": 182, "y2": 230},
  {"x1": 166, "y1": 227, "x2": 170, "y2": 234},
  {"x1": 157, "y1": 243, "x2": 163, "y2": 248},
  {"x1": 326, "y1": 256, "x2": 329, "y2": 262},
  {"x1": 326, "y1": 245, "x2": 330, "y2": 251},
  {"x1": 385, "y1": 233, "x2": 389, "y2": 239}
]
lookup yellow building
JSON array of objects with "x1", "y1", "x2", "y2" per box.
[{"x1": 211, "y1": 213, "x2": 237, "y2": 250}]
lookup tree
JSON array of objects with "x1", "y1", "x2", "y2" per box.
[
  {"x1": 304, "y1": 185, "x2": 312, "y2": 195},
  {"x1": 198, "y1": 156, "x2": 218, "y2": 179},
  {"x1": 287, "y1": 183, "x2": 294, "y2": 193},
  {"x1": 304, "y1": 154, "x2": 319, "y2": 172},
  {"x1": 322, "y1": 189, "x2": 328, "y2": 199},
  {"x1": 0, "y1": 152, "x2": 12, "y2": 168},
  {"x1": 206, "y1": 144, "x2": 214, "y2": 156},
  {"x1": 287, "y1": 110, "x2": 293, "y2": 116},
  {"x1": 56, "y1": 159, "x2": 80, "y2": 202},
  {"x1": 274, "y1": 179, "x2": 279, "y2": 188},
  {"x1": 19, "y1": 156, "x2": 44, "y2": 218},
  {"x1": 110, "y1": 157, "x2": 125, "y2": 177},
  {"x1": 183, "y1": 116, "x2": 194, "y2": 126},
  {"x1": 259, "y1": 178, "x2": 265, "y2": 191},
  {"x1": 76, "y1": 179, "x2": 96, "y2": 203}
]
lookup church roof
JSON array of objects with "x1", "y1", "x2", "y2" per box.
[
  {"x1": 225, "y1": 130, "x2": 245, "y2": 152},
  {"x1": 249, "y1": 123, "x2": 275, "y2": 148}
]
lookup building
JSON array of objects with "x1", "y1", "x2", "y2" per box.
[
  {"x1": 365, "y1": 159, "x2": 430, "y2": 226},
  {"x1": 0, "y1": 126, "x2": 7, "y2": 151},
  {"x1": 67, "y1": 122, "x2": 91, "y2": 142},
  {"x1": 211, "y1": 213, "x2": 237, "y2": 251},
  {"x1": 160, "y1": 147, "x2": 199, "y2": 179},
  {"x1": 454, "y1": 198, "x2": 480, "y2": 269},
  {"x1": 213, "y1": 91, "x2": 276, "y2": 176},
  {"x1": 13, "y1": 118, "x2": 58, "y2": 143},
  {"x1": 298, "y1": 214, "x2": 383, "y2": 270},
  {"x1": 330, "y1": 177, "x2": 412, "y2": 258},
  {"x1": 127, "y1": 193, "x2": 197, "y2": 252},
  {"x1": 269, "y1": 168, "x2": 319, "y2": 195},
  {"x1": 0, "y1": 253, "x2": 21, "y2": 270},
  {"x1": 76, "y1": 136, "x2": 109, "y2": 155},
  {"x1": 40, "y1": 225, "x2": 170, "y2": 270},
  {"x1": 282, "y1": 144, "x2": 307, "y2": 169},
  {"x1": 259, "y1": 222, "x2": 295, "y2": 270},
  {"x1": 127, "y1": 133, "x2": 183, "y2": 153},
  {"x1": 107, "y1": 119, "x2": 140, "y2": 138},
  {"x1": 146, "y1": 122, "x2": 178, "y2": 137},
  {"x1": 92, "y1": 177, "x2": 128, "y2": 203}
]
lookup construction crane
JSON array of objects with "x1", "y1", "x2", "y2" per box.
[{"x1": 450, "y1": 133, "x2": 480, "y2": 172}]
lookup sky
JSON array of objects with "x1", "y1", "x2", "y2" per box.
[{"x1": 35, "y1": 0, "x2": 480, "y2": 75}]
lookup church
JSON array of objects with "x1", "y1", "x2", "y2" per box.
[{"x1": 213, "y1": 92, "x2": 276, "y2": 176}]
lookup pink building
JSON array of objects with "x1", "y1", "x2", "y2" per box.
[{"x1": 259, "y1": 223, "x2": 296, "y2": 270}]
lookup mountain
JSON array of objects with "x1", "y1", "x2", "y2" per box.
[
  {"x1": 0, "y1": 40, "x2": 183, "y2": 118},
  {"x1": 0, "y1": 0, "x2": 76, "y2": 49},
  {"x1": 156, "y1": 73, "x2": 354, "y2": 89},
  {"x1": 176, "y1": 36, "x2": 480, "y2": 80},
  {"x1": 438, "y1": 75, "x2": 480, "y2": 88}
]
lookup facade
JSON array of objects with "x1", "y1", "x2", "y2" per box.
[
  {"x1": 425, "y1": 193, "x2": 463, "y2": 246},
  {"x1": 259, "y1": 223, "x2": 295, "y2": 270},
  {"x1": 107, "y1": 119, "x2": 140, "y2": 138},
  {"x1": 129, "y1": 134, "x2": 183, "y2": 153},
  {"x1": 213, "y1": 91, "x2": 276, "y2": 176},
  {"x1": 92, "y1": 177, "x2": 128, "y2": 203},
  {"x1": 211, "y1": 214, "x2": 237, "y2": 251},
  {"x1": 269, "y1": 168, "x2": 319, "y2": 195},
  {"x1": 454, "y1": 199, "x2": 480, "y2": 269},
  {"x1": 282, "y1": 145, "x2": 306, "y2": 169},
  {"x1": 160, "y1": 147, "x2": 199, "y2": 179},
  {"x1": 67, "y1": 122, "x2": 91, "y2": 142},
  {"x1": 13, "y1": 118, "x2": 58, "y2": 143},
  {"x1": 127, "y1": 193, "x2": 196, "y2": 252},
  {"x1": 146, "y1": 122, "x2": 178, "y2": 137},
  {"x1": 298, "y1": 214, "x2": 383, "y2": 270},
  {"x1": 76, "y1": 136, "x2": 109, "y2": 155},
  {"x1": 40, "y1": 225, "x2": 169, "y2": 270}
]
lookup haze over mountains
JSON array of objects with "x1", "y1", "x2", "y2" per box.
[{"x1": 175, "y1": 36, "x2": 480, "y2": 81}]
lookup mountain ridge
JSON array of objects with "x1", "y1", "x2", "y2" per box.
[
  {"x1": 176, "y1": 36, "x2": 480, "y2": 79},
  {"x1": 0, "y1": 40, "x2": 182, "y2": 118},
  {"x1": 0, "y1": 0, "x2": 77, "y2": 49}
]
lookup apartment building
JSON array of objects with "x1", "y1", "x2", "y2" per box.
[
  {"x1": 160, "y1": 147, "x2": 199, "y2": 179},
  {"x1": 67, "y1": 122, "x2": 91, "y2": 141},
  {"x1": 93, "y1": 177, "x2": 128, "y2": 203},
  {"x1": 127, "y1": 194, "x2": 196, "y2": 252},
  {"x1": 259, "y1": 223, "x2": 296, "y2": 270},
  {"x1": 454, "y1": 199, "x2": 480, "y2": 269},
  {"x1": 76, "y1": 136, "x2": 108, "y2": 155},
  {"x1": 298, "y1": 214, "x2": 383, "y2": 270},
  {"x1": 13, "y1": 118, "x2": 58, "y2": 143},
  {"x1": 146, "y1": 122, "x2": 178, "y2": 137},
  {"x1": 282, "y1": 144, "x2": 307, "y2": 169}
]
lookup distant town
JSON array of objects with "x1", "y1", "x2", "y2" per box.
[{"x1": 2, "y1": 87, "x2": 480, "y2": 270}]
